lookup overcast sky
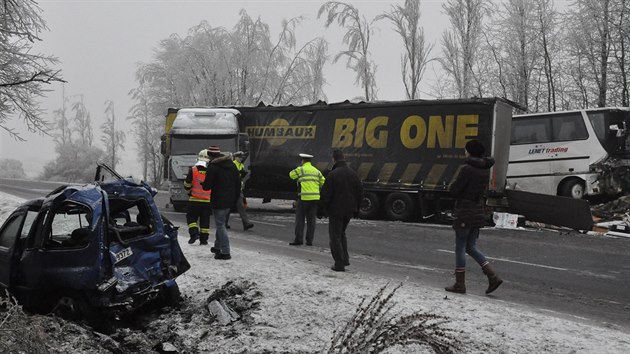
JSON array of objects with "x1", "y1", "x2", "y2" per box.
[{"x1": 1, "y1": 0, "x2": 453, "y2": 179}]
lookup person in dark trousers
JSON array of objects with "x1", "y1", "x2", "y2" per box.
[
  {"x1": 445, "y1": 139, "x2": 503, "y2": 294},
  {"x1": 289, "y1": 153, "x2": 325, "y2": 246},
  {"x1": 202, "y1": 145, "x2": 241, "y2": 260},
  {"x1": 226, "y1": 151, "x2": 254, "y2": 230},
  {"x1": 183, "y1": 149, "x2": 211, "y2": 245},
  {"x1": 320, "y1": 149, "x2": 363, "y2": 272}
]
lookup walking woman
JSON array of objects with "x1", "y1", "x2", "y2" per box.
[{"x1": 445, "y1": 139, "x2": 503, "y2": 295}]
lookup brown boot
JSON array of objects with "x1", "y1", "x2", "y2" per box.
[
  {"x1": 482, "y1": 263, "x2": 503, "y2": 294},
  {"x1": 445, "y1": 271, "x2": 466, "y2": 294}
]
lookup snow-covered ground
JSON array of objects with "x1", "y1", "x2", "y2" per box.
[{"x1": 1, "y1": 191, "x2": 629, "y2": 353}]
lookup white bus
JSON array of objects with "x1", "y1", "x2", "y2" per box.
[{"x1": 507, "y1": 107, "x2": 630, "y2": 199}]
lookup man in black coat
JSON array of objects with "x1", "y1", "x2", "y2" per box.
[
  {"x1": 202, "y1": 145, "x2": 241, "y2": 260},
  {"x1": 320, "y1": 149, "x2": 363, "y2": 272},
  {"x1": 445, "y1": 139, "x2": 503, "y2": 294}
]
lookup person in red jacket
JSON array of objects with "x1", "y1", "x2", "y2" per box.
[
  {"x1": 183, "y1": 149, "x2": 212, "y2": 245},
  {"x1": 445, "y1": 139, "x2": 503, "y2": 295}
]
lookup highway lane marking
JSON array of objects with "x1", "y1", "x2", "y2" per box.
[
  {"x1": 161, "y1": 211, "x2": 286, "y2": 227},
  {"x1": 436, "y1": 249, "x2": 569, "y2": 271}
]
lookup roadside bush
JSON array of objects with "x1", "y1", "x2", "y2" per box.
[
  {"x1": 327, "y1": 284, "x2": 460, "y2": 354},
  {"x1": 0, "y1": 292, "x2": 48, "y2": 353}
]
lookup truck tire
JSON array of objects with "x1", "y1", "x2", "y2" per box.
[
  {"x1": 559, "y1": 179, "x2": 585, "y2": 199},
  {"x1": 359, "y1": 192, "x2": 380, "y2": 219},
  {"x1": 384, "y1": 192, "x2": 415, "y2": 221}
]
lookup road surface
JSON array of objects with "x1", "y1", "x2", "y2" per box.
[{"x1": 1, "y1": 178, "x2": 628, "y2": 330}]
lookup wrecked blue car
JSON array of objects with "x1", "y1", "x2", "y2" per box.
[{"x1": 0, "y1": 164, "x2": 189, "y2": 321}]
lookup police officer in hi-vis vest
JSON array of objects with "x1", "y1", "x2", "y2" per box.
[
  {"x1": 289, "y1": 153, "x2": 325, "y2": 246},
  {"x1": 183, "y1": 149, "x2": 212, "y2": 245}
]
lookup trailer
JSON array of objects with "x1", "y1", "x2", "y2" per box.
[{"x1": 236, "y1": 98, "x2": 516, "y2": 221}]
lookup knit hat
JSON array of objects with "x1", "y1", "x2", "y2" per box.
[
  {"x1": 465, "y1": 139, "x2": 485, "y2": 157},
  {"x1": 208, "y1": 145, "x2": 221, "y2": 157}
]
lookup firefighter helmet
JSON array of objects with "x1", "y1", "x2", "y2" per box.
[{"x1": 197, "y1": 149, "x2": 210, "y2": 162}]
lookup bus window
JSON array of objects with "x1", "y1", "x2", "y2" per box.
[
  {"x1": 511, "y1": 117, "x2": 551, "y2": 144},
  {"x1": 552, "y1": 113, "x2": 588, "y2": 142}
]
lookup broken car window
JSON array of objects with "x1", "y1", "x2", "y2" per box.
[{"x1": 45, "y1": 202, "x2": 92, "y2": 249}]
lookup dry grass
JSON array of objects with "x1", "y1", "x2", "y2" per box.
[
  {"x1": 0, "y1": 292, "x2": 49, "y2": 353},
  {"x1": 327, "y1": 284, "x2": 460, "y2": 354}
]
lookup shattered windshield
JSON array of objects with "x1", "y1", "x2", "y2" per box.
[{"x1": 588, "y1": 110, "x2": 630, "y2": 158}]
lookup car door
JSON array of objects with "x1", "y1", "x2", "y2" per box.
[{"x1": 0, "y1": 211, "x2": 26, "y2": 289}]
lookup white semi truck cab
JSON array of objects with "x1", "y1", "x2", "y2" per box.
[{"x1": 161, "y1": 107, "x2": 248, "y2": 211}]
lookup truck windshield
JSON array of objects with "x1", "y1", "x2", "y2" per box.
[
  {"x1": 170, "y1": 136, "x2": 237, "y2": 155},
  {"x1": 174, "y1": 111, "x2": 238, "y2": 130}
]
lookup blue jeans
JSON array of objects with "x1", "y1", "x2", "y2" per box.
[
  {"x1": 213, "y1": 208, "x2": 230, "y2": 254},
  {"x1": 454, "y1": 228, "x2": 487, "y2": 269}
]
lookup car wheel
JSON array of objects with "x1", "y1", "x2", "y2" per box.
[
  {"x1": 52, "y1": 293, "x2": 96, "y2": 323},
  {"x1": 384, "y1": 192, "x2": 415, "y2": 221},
  {"x1": 159, "y1": 283, "x2": 182, "y2": 308},
  {"x1": 358, "y1": 192, "x2": 380, "y2": 219},
  {"x1": 559, "y1": 179, "x2": 585, "y2": 199}
]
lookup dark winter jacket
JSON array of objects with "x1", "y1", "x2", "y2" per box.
[
  {"x1": 320, "y1": 161, "x2": 364, "y2": 217},
  {"x1": 201, "y1": 155, "x2": 241, "y2": 210},
  {"x1": 449, "y1": 156, "x2": 495, "y2": 229}
]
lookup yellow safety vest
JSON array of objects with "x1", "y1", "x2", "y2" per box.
[{"x1": 289, "y1": 162, "x2": 325, "y2": 201}]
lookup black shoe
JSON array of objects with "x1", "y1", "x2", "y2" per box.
[
  {"x1": 210, "y1": 247, "x2": 220, "y2": 254},
  {"x1": 225, "y1": 224, "x2": 231, "y2": 229},
  {"x1": 344, "y1": 262, "x2": 350, "y2": 266},
  {"x1": 200, "y1": 240, "x2": 208, "y2": 245},
  {"x1": 244, "y1": 223, "x2": 254, "y2": 230},
  {"x1": 289, "y1": 242, "x2": 303, "y2": 246},
  {"x1": 188, "y1": 235, "x2": 199, "y2": 244},
  {"x1": 306, "y1": 242, "x2": 313, "y2": 246},
  {"x1": 215, "y1": 253, "x2": 231, "y2": 260},
  {"x1": 330, "y1": 266, "x2": 345, "y2": 272}
]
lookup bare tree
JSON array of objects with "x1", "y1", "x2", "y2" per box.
[
  {"x1": 305, "y1": 38, "x2": 329, "y2": 103},
  {"x1": 534, "y1": 0, "x2": 560, "y2": 111},
  {"x1": 128, "y1": 72, "x2": 165, "y2": 185},
  {"x1": 0, "y1": 0, "x2": 64, "y2": 140},
  {"x1": 439, "y1": 0, "x2": 489, "y2": 98},
  {"x1": 319, "y1": 1, "x2": 378, "y2": 101},
  {"x1": 566, "y1": 0, "x2": 612, "y2": 107},
  {"x1": 610, "y1": 0, "x2": 630, "y2": 106},
  {"x1": 71, "y1": 96, "x2": 93, "y2": 146},
  {"x1": 53, "y1": 85, "x2": 72, "y2": 146},
  {"x1": 376, "y1": 0, "x2": 434, "y2": 99},
  {"x1": 100, "y1": 100, "x2": 126, "y2": 170}
]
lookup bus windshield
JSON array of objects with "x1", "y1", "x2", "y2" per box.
[{"x1": 587, "y1": 110, "x2": 630, "y2": 158}]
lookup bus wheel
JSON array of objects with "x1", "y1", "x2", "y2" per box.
[
  {"x1": 384, "y1": 193, "x2": 414, "y2": 221},
  {"x1": 359, "y1": 192, "x2": 380, "y2": 219},
  {"x1": 559, "y1": 179, "x2": 585, "y2": 199}
]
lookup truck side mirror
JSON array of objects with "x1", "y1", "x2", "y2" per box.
[{"x1": 239, "y1": 133, "x2": 250, "y2": 154}]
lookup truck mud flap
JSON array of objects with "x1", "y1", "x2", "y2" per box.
[{"x1": 506, "y1": 190, "x2": 593, "y2": 231}]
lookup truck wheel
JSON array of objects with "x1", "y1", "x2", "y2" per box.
[
  {"x1": 559, "y1": 179, "x2": 585, "y2": 199},
  {"x1": 359, "y1": 192, "x2": 380, "y2": 219},
  {"x1": 384, "y1": 193, "x2": 415, "y2": 221}
]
